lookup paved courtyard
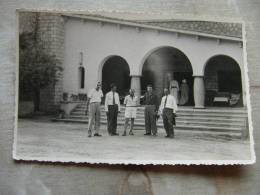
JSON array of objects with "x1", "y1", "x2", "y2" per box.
[{"x1": 15, "y1": 117, "x2": 252, "y2": 164}]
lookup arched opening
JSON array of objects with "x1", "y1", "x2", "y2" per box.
[
  {"x1": 78, "y1": 66, "x2": 85, "y2": 89},
  {"x1": 141, "y1": 46, "x2": 193, "y2": 106},
  {"x1": 204, "y1": 55, "x2": 243, "y2": 107},
  {"x1": 102, "y1": 56, "x2": 131, "y2": 97}
]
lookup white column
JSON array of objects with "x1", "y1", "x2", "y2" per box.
[
  {"x1": 130, "y1": 75, "x2": 141, "y2": 105},
  {"x1": 193, "y1": 76, "x2": 205, "y2": 109}
]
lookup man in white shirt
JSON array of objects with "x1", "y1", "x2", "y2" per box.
[
  {"x1": 122, "y1": 89, "x2": 138, "y2": 136},
  {"x1": 86, "y1": 82, "x2": 103, "y2": 137},
  {"x1": 105, "y1": 83, "x2": 121, "y2": 136},
  {"x1": 159, "y1": 88, "x2": 178, "y2": 138}
]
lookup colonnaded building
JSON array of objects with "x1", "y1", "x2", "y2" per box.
[{"x1": 19, "y1": 12, "x2": 246, "y2": 112}]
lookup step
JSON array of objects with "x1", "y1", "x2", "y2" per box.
[
  {"x1": 74, "y1": 105, "x2": 247, "y2": 112},
  {"x1": 70, "y1": 112, "x2": 247, "y2": 121},
  {"x1": 52, "y1": 118, "x2": 243, "y2": 133},
  {"x1": 67, "y1": 117, "x2": 245, "y2": 129},
  {"x1": 75, "y1": 107, "x2": 247, "y2": 114},
  {"x1": 75, "y1": 105, "x2": 247, "y2": 114},
  {"x1": 69, "y1": 113, "x2": 247, "y2": 123},
  {"x1": 64, "y1": 115, "x2": 245, "y2": 130},
  {"x1": 68, "y1": 114, "x2": 245, "y2": 126},
  {"x1": 72, "y1": 108, "x2": 247, "y2": 115}
]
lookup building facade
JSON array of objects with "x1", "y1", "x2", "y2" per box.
[{"x1": 19, "y1": 12, "x2": 246, "y2": 111}]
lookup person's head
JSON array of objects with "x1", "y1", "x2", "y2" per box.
[
  {"x1": 164, "y1": 88, "x2": 169, "y2": 95},
  {"x1": 147, "y1": 85, "x2": 153, "y2": 93},
  {"x1": 129, "y1": 89, "x2": 135, "y2": 96},
  {"x1": 110, "y1": 83, "x2": 117, "y2": 92},
  {"x1": 96, "y1": 82, "x2": 101, "y2": 90},
  {"x1": 182, "y1": 79, "x2": 187, "y2": 84},
  {"x1": 166, "y1": 73, "x2": 173, "y2": 81}
]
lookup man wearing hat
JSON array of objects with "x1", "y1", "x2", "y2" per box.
[
  {"x1": 143, "y1": 85, "x2": 159, "y2": 136},
  {"x1": 104, "y1": 83, "x2": 121, "y2": 136}
]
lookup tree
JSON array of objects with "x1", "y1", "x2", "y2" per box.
[{"x1": 19, "y1": 17, "x2": 62, "y2": 112}]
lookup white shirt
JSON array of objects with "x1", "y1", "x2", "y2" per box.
[
  {"x1": 124, "y1": 95, "x2": 138, "y2": 107},
  {"x1": 88, "y1": 88, "x2": 103, "y2": 103},
  {"x1": 105, "y1": 91, "x2": 121, "y2": 112},
  {"x1": 159, "y1": 94, "x2": 178, "y2": 114}
]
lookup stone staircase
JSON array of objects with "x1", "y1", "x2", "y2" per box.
[{"x1": 53, "y1": 103, "x2": 249, "y2": 138}]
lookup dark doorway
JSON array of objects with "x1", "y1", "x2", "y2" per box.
[
  {"x1": 218, "y1": 71, "x2": 242, "y2": 93},
  {"x1": 102, "y1": 56, "x2": 131, "y2": 97},
  {"x1": 141, "y1": 47, "x2": 193, "y2": 105},
  {"x1": 204, "y1": 55, "x2": 243, "y2": 107}
]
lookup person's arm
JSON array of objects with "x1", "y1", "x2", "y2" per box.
[
  {"x1": 104, "y1": 93, "x2": 108, "y2": 112},
  {"x1": 100, "y1": 90, "x2": 104, "y2": 103},
  {"x1": 173, "y1": 96, "x2": 178, "y2": 113},
  {"x1": 123, "y1": 96, "x2": 127, "y2": 105},
  {"x1": 159, "y1": 97, "x2": 164, "y2": 115},
  {"x1": 86, "y1": 89, "x2": 92, "y2": 113},
  {"x1": 155, "y1": 94, "x2": 159, "y2": 112},
  {"x1": 117, "y1": 93, "x2": 121, "y2": 112},
  {"x1": 142, "y1": 93, "x2": 147, "y2": 105}
]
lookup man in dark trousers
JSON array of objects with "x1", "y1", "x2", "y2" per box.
[
  {"x1": 159, "y1": 88, "x2": 178, "y2": 138},
  {"x1": 143, "y1": 85, "x2": 159, "y2": 136},
  {"x1": 105, "y1": 83, "x2": 121, "y2": 136}
]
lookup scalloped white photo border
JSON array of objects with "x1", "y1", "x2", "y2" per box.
[{"x1": 12, "y1": 9, "x2": 256, "y2": 165}]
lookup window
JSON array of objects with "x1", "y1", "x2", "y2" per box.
[{"x1": 79, "y1": 67, "x2": 85, "y2": 89}]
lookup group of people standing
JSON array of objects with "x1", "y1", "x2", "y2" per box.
[{"x1": 86, "y1": 82, "x2": 178, "y2": 139}]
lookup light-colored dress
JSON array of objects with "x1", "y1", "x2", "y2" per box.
[
  {"x1": 169, "y1": 80, "x2": 179, "y2": 104},
  {"x1": 179, "y1": 83, "x2": 189, "y2": 105}
]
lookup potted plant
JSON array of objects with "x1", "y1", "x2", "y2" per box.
[{"x1": 62, "y1": 92, "x2": 68, "y2": 101}]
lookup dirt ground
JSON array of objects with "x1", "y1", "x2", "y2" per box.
[{"x1": 15, "y1": 117, "x2": 252, "y2": 164}]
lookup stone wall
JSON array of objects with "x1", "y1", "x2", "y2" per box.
[
  {"x1": 37, "y1": 13, "x2": 65, "y2": 112},
  {"x1": 19, "y1": 12, "x2": 37, "y2": 34},
  {"x1": 19, "y1": 12, "x2": 65, "y2": 112}
]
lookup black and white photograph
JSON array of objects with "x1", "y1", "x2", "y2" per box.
[{"x1": 14, "y1": 10, "x2": 254, "y2": 165}]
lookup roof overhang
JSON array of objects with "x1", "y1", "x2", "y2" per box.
[{"x1": 62, "y1": 14, "x2": 242, "y2": 42}]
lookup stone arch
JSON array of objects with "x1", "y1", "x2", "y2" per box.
[
  {"x1": 203, "y1": 54, "x2": 242, "y2": 75},
  {"x1": 138, "y1": 45, "x2": 194, "y2": 75},
  {"x1": 100, "y1": 55, "x2": 131, "y2": 96},
  {"x1": 203, "y1": 54, "x2": 243, "y2": 107},
  {"x1": 140, "y1": 46, "x2": 194, "y2": 105}
]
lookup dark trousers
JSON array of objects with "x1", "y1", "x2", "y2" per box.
[
  {"x1": 144, "y1": 105, "x2": 157, "y2": 135},
  {"x1": 107, "y1": 105, "x2": 118, "y2": 135},
  {"x1": 162, "y1": 108, "x2": 174, "y2": 137}
]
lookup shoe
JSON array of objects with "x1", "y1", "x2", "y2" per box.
[
  {"x1": 111, "y1": 133, "x2": 119, "y2": 136},
  {"x1": 165, "y1": 135, "x2": 170, "y2": 138},
  {"x1": 122, "y1": 132, "x2": 127, "y2": 136},
  {"x1": 88, "y1": 134, "x2": 92, "y2": 137},
  {"x1": 168, "y1": 135, "x2": 174, "y2": 139},
  {"x1": 129, "y1": 131, "x2": 134, "y2": 136},
  {"x1": 94, "y1": 133, "x2": 102, "y2": 137},
  {"x1": 144, "y1": 133, "x2": 151, "y2": 135}
]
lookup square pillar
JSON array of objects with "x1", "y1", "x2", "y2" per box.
[{"x1": 193, "y1": 76, "x2": 205, "y2": 109}]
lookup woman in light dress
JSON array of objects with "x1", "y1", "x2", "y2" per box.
[
  {"x1": 168, "y1": 74, "x2": 179, "y2": 105},
  {"x1": 179, "y1": 79, "x2": 189, "y2": 105}
]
